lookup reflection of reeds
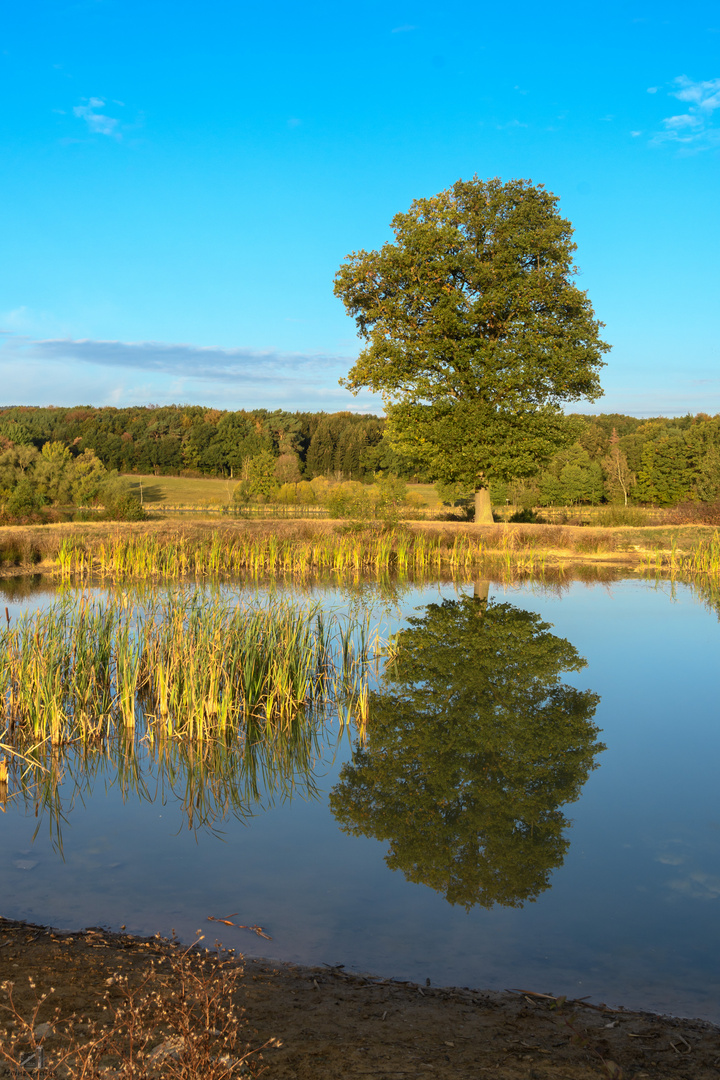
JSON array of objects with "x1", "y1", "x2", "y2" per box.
[
  {"x1": 55, "y1": 531, "x2": 556, "y2": 584},
  {"x1": 1, "y1": 591, "x2": 375, "y2": 842},
  {"x1": 1, "y1": 593, "x2": 373, "y2": 746},
  {"x1": 5, "y1": 717, "x2": 329, "y2": 843}
]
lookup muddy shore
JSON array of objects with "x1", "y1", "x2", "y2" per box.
[{"x1": 1, "y1": 918, "x2": 718, "y2": 1079}]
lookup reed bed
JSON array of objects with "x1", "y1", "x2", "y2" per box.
[
  {"x1": 639, "y1": 532, "x2": 720, "y2": 580},
  {"x1": 0, "y1": 592, "x2": 374, "y2": 749},
  {"x1": 53, "y1": 530, "x2": 556, "y2": 584}
]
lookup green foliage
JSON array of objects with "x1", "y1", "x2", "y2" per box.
[
  {"x1": 295, "y1": 480, "x2": 317, "y2": 504},
  {"x1": 0, "y1": 421, "x2": 33, "y2": 445},
  {"x1": 0, "y1": 444, "x2": 41, "y2": 495},
  {"x1": 2, "y1": 402, "x2": 720, "y2": 509},
  {"x1": 99, "y1": 475, "x2": 147, "y2": 520},
  {"x1": 72, "y1": 448, "x2": 109, "y2": 505},
  {"x1": 334, "y1": 176, "x2": 609, "y2": 498},
  {"x1": 696, "y1": 444, "x2": 720, "y2": 501},
  {"x1": 325, "y1": 481, "x2": 372, "y2": 520},
  {"x1": 305, "y1": 413, "x2": 387, "y2": 480},
  {"x1": 508, "y1": 507, "x2": 540, "y2": 523},
  {"x1": 330, "y1": 595, "x2": 603, "y2": 910},
  {"x1": 274, "y1": 452, "x2": 302, "y2": 484},
  {"x1": 233, "y1": 451, "x2": 279, "y2": 503},
  {"x1": 601, "y1": 430, "x2": 635, "y2": 506},
  {"x1": 435, "y1": 479, "x2": 475, "y2": 507},
  {"x1": 319, "y1": 475, "x2": 421, "y2": 522},
  {"x1": 6, "y1": 479, "x2": 46, "y2": 517},
  {"x1": 34, "y1": 441, "x2": 76, "y2": 504},
  {"x1": 636, "y1": 435, "x2": 696, "y2": 505},
  {"x1": 538, "y1": 445, "x2": 604, "y2": 506},
  {"x1": 371, "y1": 474, "x2": 410, "y2": 523}
]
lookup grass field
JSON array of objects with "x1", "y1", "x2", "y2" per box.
[
  {"x1": 124, "y1": 476, "x2": 443, "y2": 510},
  {"x1": 125, "y1": 475, "x2": 239, "y2": 507}
]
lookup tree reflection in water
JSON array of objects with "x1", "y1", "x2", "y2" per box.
[{"x1": 330, "y1": 592, "x2": 604, "y2": 909}]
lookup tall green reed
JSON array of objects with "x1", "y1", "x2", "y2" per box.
[
  {"x1": 1, "y1": 591, "x2": 374, "y2": 747},
  {"x1": 54, "y1": 530, "x2": 559, "y2": 585}
]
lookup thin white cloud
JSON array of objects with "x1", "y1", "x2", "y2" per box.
[
  {"x1": 0, "y1": 334, "x2": 382, "y2": 413},
  {"x1": 651, "y1": 75, "x2": 720, "y2": 148},
  {"x1": 14, "y1": 337, "x2": 350, "y2": 381},
  {"x1": 73, "y1": 97, "x2": 121, "y2": 138}
]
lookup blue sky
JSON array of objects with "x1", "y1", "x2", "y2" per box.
[{"x1": 1, "y1": 0, "x2": 718, "y2": 417}]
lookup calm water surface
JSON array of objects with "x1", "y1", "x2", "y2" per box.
[{"x1": 1, "y1": 577, "x2": 719, "y2": 1021}]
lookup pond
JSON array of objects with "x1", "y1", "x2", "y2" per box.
[{"x1": 1, "y1": 575, "x2": 719, "y2": 1022}]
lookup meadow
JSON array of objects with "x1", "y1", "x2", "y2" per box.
[{"x1": 124, "y1": 475, "x2": 442, "y2": 513}]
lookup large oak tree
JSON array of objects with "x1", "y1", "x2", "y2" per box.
[{"x1": 334, "y1": 176, "x2": 609, "y2": 522}]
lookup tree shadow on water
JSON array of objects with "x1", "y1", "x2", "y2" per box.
[{"x1": 330, "y1": 591, "x2": 604, "y2": 910}]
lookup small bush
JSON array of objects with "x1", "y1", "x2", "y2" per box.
[
  {"x1": 100, "y1": 476, "x2": 147, "y2": 521},
  {"x1": 0, "y1": 936, "x2": 275, "y2": 1079},
  {"x1": 5, "y1": 480, "x2": 46, "y2": 518},
  {"x1": 326, "y1": 482, "x2": 372, "y2": 520},
  {"x1": 508, "y1": 508, "x2": 541, "y2": 524}
]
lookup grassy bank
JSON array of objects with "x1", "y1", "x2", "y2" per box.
[{"x1": 1, "y1": 518, "x2": 720, "y2": 582}]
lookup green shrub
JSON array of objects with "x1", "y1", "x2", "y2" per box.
[{"x1": 6, "y1": 479, "x2": 46, "y2": 517}]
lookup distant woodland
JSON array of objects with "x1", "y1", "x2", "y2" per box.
[{"x1": 1, "y1": 405, "x2": 720, "y2": 517}]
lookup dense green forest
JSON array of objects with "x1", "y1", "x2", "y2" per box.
[
  {"x1": 0, "y1": 405, "x2": 395, "y2": 481},
  {"x1": 1, "y1": 404, "x2": 720, "y2": 516}
]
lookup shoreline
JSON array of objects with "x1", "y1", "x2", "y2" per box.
[
  {"x1": 1, "y1": 515, "x2": 716, "y2": 585},
  {"x1": 2, "y1": 916, "x2": 718, "y2": 1079}
]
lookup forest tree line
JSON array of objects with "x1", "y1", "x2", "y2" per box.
[{"x1": 1, "y1": 405, "x2": 720, "y2": 512}]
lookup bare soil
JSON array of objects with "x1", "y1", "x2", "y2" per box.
[{"x1": 1, "y1": 918, "x2": 718, "y2": 1079}]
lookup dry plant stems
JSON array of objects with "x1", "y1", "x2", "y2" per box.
[
  {"x1": 0, "y1": 939, "x2": 279, "y2": 1079},
  {"x1": 52, "y1": 529, "x2": 560, "y2": 585},
  {"x1": 639, "y1": 532, "x2": 720, "y2": 580},
  {"x1": 0, "y1": 592, "x2": 374, "y2": 752}
]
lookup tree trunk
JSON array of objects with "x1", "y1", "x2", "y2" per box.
[
  {"x1": 473, "y1": 579, "x2": 490, "y2": 611},
  {"x1": 474, "y1": 486, "x2": 493, "y2": 525}
]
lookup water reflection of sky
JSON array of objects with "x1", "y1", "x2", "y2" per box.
[{"x1": 1, "y1": 577, "x2": 719, "y2": 1022}]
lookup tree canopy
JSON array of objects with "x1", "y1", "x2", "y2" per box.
[
  {"x1": 330, "y1": 595, "x2": 603, "y2": 910},
  {"x1": 334, "y1": 176, "x2": 610, "y2": 521}
]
